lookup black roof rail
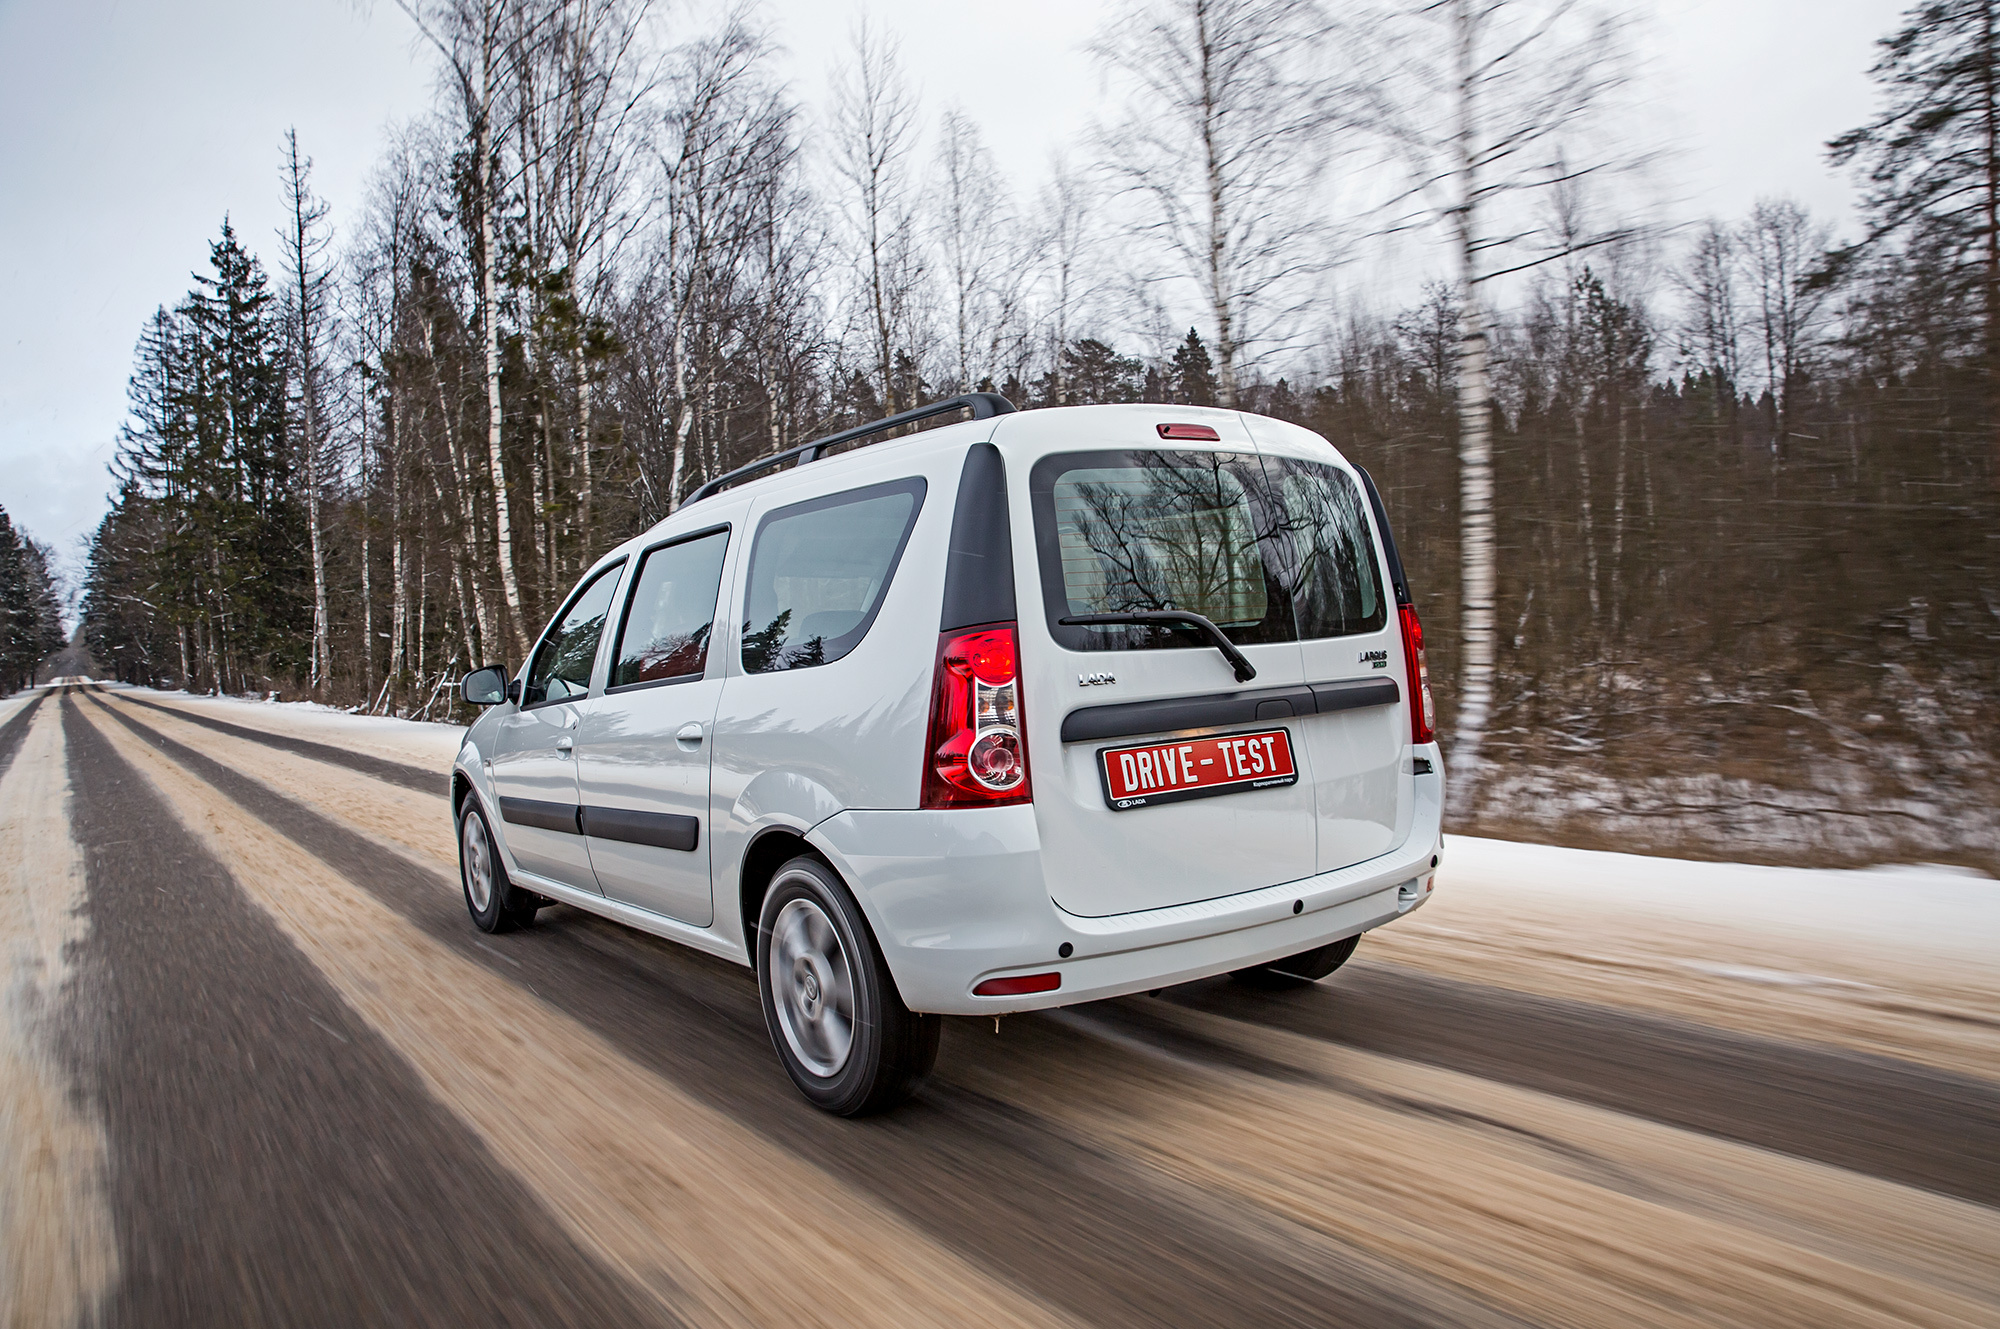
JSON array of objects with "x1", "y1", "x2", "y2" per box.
[{"x1": 681, "y1": 392, "x2": 1017, "y2": 507}]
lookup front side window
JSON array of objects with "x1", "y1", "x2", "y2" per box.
[
  {"x1": 1031, "y1": 450, "x2": 1296, "y2": 653},
  {"x1": 741, "y1": 477, "x2": 926, "y2": 674},
  {"x1": 524, "y1": 562, "x2": 623, "y2": 705},
  {"x1": 611, "y1": 529, "x2": 730, "y2": 689}
]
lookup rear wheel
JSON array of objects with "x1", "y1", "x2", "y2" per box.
[
  {"x1": 756, "y1": 856, "x2": 939, "y2": 1115},
  {"x1": 1232, "y1": 933, "x2": 1361, "y2": 988},
  {"x1": 458, "y1": 800, "x2": 541, "y2": 933}
]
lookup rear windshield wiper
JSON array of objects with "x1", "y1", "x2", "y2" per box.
[{"x1": 1058, "y1": 611, "x2": 1258, "y2": 683}]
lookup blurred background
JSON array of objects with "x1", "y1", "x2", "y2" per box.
[{"x1": 0, "y1": 0, "x2": 1994, "y2": 864}]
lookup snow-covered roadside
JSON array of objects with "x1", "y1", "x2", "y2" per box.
[
  {"x1": 107, "y1": 686, "x2": 465, "y2": 769},
  {"x1": 0, "y1": 691, "x2": 36, "y2": 731},
  {"x1": 1371, "y1": 835, "x2": 2000, "y2": 1081}
]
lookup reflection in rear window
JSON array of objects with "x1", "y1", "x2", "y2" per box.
[
  {"x1": 1031, "y1": 449, "x2": 1384, "y2": 652},
  {"x1": 1046, "y1": 454, "x2": 1292, "y2": 651},
  {"x1": 741, "y1": 478, "x2": 926, "y2": 674}
]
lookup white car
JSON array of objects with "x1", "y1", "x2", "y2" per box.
[{"x1": 454, "y1": 396, "x2": 1443, "y2": 1114}]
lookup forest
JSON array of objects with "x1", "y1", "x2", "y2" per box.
[{"x1": 63, "y1": 0, "x2": 2000, "y2": 869}]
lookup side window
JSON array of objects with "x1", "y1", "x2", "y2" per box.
[
  {"x1": 1269, "y1": 460, "x2": 1387, "y2": 639},
  {"x1": 610, "y1": 529, "x2": 730, "y2": 689},
  {"x1": 741, "y1": 477, "x2": 926, "y2": 674},
  {"x1": 524, "y1": 562, "x2": 624, "y2": 706}
]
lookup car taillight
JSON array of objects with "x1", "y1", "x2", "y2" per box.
[
  {"x1": 1398, "y1": 603, "x2": 1435, "y2": 745},
  {"x1": 922, "y1": 623, "x2": 1032, "y2": 808}
]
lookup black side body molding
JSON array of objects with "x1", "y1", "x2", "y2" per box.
[
  {"x1": 1060, "y1": 677, "x2": 1399, "y2": 744},
  {"x1": 940, "y1": 442, "x2": 1016, "y2": 631},
  {"x1": 580, "y1": 805, "x2": 699, "y2": 853},
  {"x1": 499, "y1": 796, "x2": 582, "y2": 835}
]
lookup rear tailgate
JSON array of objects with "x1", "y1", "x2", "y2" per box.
[
  {"x1": 1010, "y1": 412, "x2": 1320, "y2": 918},
  {"x1": 1240, "y1": 416, "x2": 1408, "y2": 872}
]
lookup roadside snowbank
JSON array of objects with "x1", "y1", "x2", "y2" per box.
[
  {"x1": 1439, "y1": 834, "x2": 1998, "y2": 961},
  {"x1": 106, "y1": 685, "x2": 465, "y2": 768}
]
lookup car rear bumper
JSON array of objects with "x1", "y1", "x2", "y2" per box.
[{"x1": 808, "y1": 743, "x2": 1445, "y2": 1014}]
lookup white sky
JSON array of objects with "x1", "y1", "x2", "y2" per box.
[{"x1": 0, "y1": 0, "x2": 1907, "y2": 584}]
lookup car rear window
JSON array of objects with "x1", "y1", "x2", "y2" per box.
[
  {"x1": 611, "y1": 527, "x2": 730, "y2": 689},
  {"x1": 741, "y1": 477, "x2": 926, "y2": 674},
  {"x1": 1030, "y1": 449, "x2": 1384, "y2": 653},
  {"x1": 1267, "y1": 457, "x2": 1387, "y2": 639}
]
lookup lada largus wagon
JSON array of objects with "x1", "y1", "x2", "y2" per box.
[{"x1": 454, "y1": 394, "x2": 1444, "y2": 1114}]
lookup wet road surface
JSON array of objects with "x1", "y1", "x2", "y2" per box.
[{"x1": 3, "y1": 684, "x2": 1996, "y2": 1327}]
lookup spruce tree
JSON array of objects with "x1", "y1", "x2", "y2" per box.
[
  {"x1": 1168, "y1": 329, "x2": 1218, "y2": 407},
  {"x1": 1831, "y1": 1, "x2": 2000, "y2": 404}
]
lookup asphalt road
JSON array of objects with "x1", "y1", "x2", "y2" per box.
[{"x1": 2, "y1": 684, "x2": 1995, "y2": 1328}]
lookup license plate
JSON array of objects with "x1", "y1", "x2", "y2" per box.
[{"x1": 1098, "y1": 727, "x2": 1297, "y2": 810}]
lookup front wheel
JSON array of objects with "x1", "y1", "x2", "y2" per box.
[
  {"x1": 756, "y1": 856, "x2": 939, "y2": 1116},
  {"x1": 1231, "y1": 933, "x2": 1361, "y2": 988},
  {"x1": 458, "y1": 800, "x2": 540, "y2": 934}
]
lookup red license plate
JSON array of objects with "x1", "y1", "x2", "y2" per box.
[{"x1": 1099, "y1": 727, "x2": 1297, "y2": 810}]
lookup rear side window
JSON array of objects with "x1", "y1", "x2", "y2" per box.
[
  {"x1": 741, "y1": 477, "x2": 926, "y2": 674},
  {"x1": 1031, "y1": 450, "x2": 1297, "y2": 653},
  {"x1": 610, "y1": 528, "x2": 730, "y2": 690},
  {"x1": 1268, "y1": 459, "x2": 1386, "y2": 639},
  {"x1": 524, "y1": 561, "x2": 624, "y2": 705}
]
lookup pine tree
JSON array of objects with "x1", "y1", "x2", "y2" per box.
[
  {"x1": 84, "y1": 223, "x2": 308, "y2": 693},
  {"x1": 1831, "y1": 0, "x2": 2000, "y2": 421},
  {"x1": 1168, "y1": 328, "x2": 1217, "y2": 406},
  {"x1": 0, "y1": 505, "x2": 63, "y2": 693}
]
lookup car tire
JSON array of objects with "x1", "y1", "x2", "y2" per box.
[
  {"x1": 1231, "y1": 933, "x2": 1361, "y2": 988},
  {"x1": 756, "y1": 855, "x2": 940, "y2": 1116},
  {"x1": 458, "y1": 800, "x2": 538, "y2": 933}
]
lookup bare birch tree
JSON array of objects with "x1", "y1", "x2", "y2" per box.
[
  {"x1": 828, "y1": 22, "x2": 923, "y2": 413},
  {"x1": 1034, "y1": 154, "x2": 1101, "y2": 403},
  {"x1": 277, "y1": 129, "x2": 338, "y2": 695},
  {"x1": 1673, "y1": 219, "x2": 1743, "y2": 430},
  {"x1": 397, "y1": 0, "x2": 533, "y2": 657},
  {"x1": 1090, "y1": 0, "x2": 1337, "y2": 407},
  {"x1": 649, "y1": 15, "x2": 794, "y2": 507},
  {"x1": 1366, "y1": 0, "x2": 1631, "y2": 799},
  {"x1": 1739, "y1": 197, "x2": 1834, "y2": 454},
  {"x1": 929, "y1": 109, "x2": 1020, "y2": 394}
]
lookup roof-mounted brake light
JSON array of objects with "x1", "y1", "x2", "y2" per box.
[{"x1": 1156, "y1": 423, "x2": 1220, "y2": 441}]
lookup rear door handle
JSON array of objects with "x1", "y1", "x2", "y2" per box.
[
  {"x1": 675, "y1": 723, "x2": 704, "y2": 748},
  {"x1": 555, "y1": 736, "x2": 574, "y2": 752}
]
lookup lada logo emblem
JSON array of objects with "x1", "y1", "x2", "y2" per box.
[{"x1": 1078, "y1": 672, "x2": 1118, "y2": 687}]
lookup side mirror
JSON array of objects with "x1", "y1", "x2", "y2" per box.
[{"x1": 461, "y1": 665, "x2": 510, "y2": 706}]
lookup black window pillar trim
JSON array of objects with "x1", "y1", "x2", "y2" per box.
[{"x1": 940, "y1": 442, "x2": 1016, "y2": 631}]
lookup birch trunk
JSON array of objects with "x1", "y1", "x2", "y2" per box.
[
  {"x1": 1451, "y1": 0, "x2": 1496, "y2": 797},
  {"x1": 476, "y1": 63, "x2": 529, "y2": 657}
]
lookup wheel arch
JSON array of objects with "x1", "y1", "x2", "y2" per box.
[{"x1": 738, "y1": 826, "x2": 827, "y2": 958}]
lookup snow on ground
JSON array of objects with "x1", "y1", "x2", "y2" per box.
[
  {"x1": 112, "y1": 685, "x2": 466, "y2": 768},
  {"x1": 1438, "y1": 834, "x2": 1999, "y2": 961},
  {"x1": 1375, "y1": 835, "x2": 2000, "y2": 1080},
  {"x1": 0, "y1": 691, "x2": 37, "y2": 730}
]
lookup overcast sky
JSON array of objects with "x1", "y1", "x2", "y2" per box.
[{"x1": 0, "y1": 0, "x2": 1906, "y2": 584}]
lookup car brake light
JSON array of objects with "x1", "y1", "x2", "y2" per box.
[
  {"x1": 1156, "y1": 422, "x2": 1221, "y2": 441},
  {"x1": 1398, "y1": 603, "x2": 1435, "y2": 745},
  {"x1": 922, "y1": 623, "x2": 1032, "y2": 808}
]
